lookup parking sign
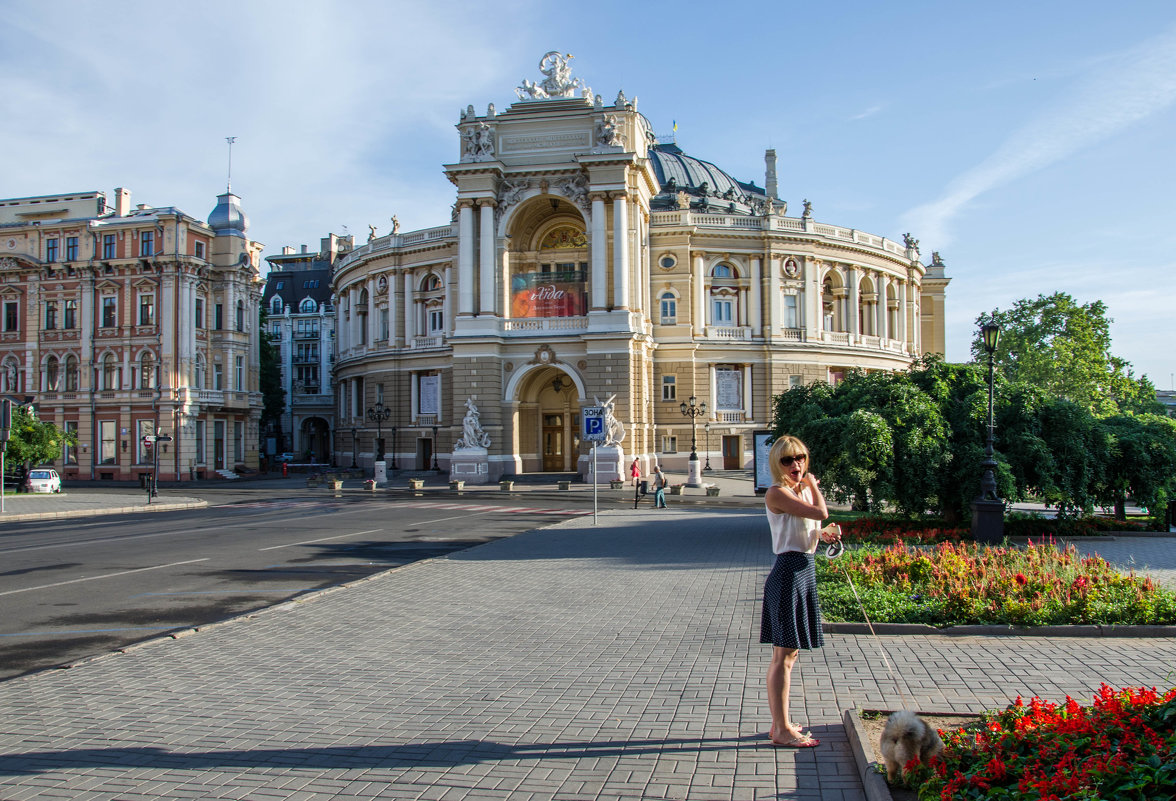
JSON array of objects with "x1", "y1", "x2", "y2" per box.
[{"x1": 582, "y1": 406, "x2": 606, "y2": 442}]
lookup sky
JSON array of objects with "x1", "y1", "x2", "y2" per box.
[{"x1": 2, "y1": 0, "x2": 1174, "y2": 388}]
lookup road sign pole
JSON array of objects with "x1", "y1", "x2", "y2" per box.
[{"x1": 592, "y1": 444, "x2": 597, "y2": 525}]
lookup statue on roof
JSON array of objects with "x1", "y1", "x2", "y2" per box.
[
  {"x1": 367, "y1": 224, "x2": 377, "y2": 242},
  {"x1": 391, "y1": 216, "x2": 401, "y2": 235},
  {"x1": 802, "y1": 199, "x2": 813, "y2": 218},
  {"x1": 516, "y1": 51, "x2": 590, "y2": 100}
]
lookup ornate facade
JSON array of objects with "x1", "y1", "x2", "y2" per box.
[
  {"x1": 332, "y1": 54, "x2": 949, "y2": 479},
  {"x1": 0, "y1": 186, "x2": 264, "y2": 481}
]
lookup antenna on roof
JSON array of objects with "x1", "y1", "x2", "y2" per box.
[{"x1": 225, "y1": 136, "x2": 237, "y2": 193}]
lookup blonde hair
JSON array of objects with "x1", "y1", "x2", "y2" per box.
[{"x1": 768, "y1": 435, "x2": 810, "y2": 486}]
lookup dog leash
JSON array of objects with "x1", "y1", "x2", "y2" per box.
[{"x1": 824, "y1": 532, "x2": 918, "y2": 712}]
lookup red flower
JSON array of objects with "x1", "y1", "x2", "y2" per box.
[{"x1": 1015, "y1": 573, "x2": 1028, "y2": 585}]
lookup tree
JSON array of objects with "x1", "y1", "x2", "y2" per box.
[
  {"x1": 975, "y1": 293, "x2": 1159, "y2": 417},
  {"x1": 2, "y1": 405, "x2": 76, "y2": 468},
  {"x1": 258, "y1": 308, "x2": 285, "y2": 444}
]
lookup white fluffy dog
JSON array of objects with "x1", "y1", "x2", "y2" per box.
[{"x1": 879, "y1": 710, "x2": 944, "y2": 783}]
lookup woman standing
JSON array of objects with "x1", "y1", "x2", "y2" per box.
[
  {"x1": 630, "y1": 458, "x2": 641, "y2": 487},
  {"x1": 761, "y1": 435, "x2": 840, "y2": 748}
]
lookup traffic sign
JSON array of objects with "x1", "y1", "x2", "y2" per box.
[
  {"x1": 582, "y1": 406, "x2": 606, "y2": 443},
  {"x1": 156, "y1": 434, "x2": 173, "y2": 442}
]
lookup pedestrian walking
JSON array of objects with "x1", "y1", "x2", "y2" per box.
[
  {"x1": 652, "y1": 465, "x2": 668, "y2": 508},
  {"x1": 629, "y1": 458, "x2": 641, "y2": 487},
  {"x1": 760, "y1": 435, "x2": 840, "y2": 748}
]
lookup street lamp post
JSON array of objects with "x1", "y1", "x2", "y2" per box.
[
  {"x1": 971, "y1": 323, "x2": 1004, "y2": 544},
  {"x1": 389, "y1": 426, "x2": 398, "y2": 470},
  {"x1": 431, "y1": 424, "x2": 441, "y2": 472},
  {"x1": 350, "y1": 426, "x2": 357, "y2": 469},
  {"x1": 703, "y1": 422, "x2": 713, "y2": 472},
  {"x1": 679, "y1": 395, "x2": 707, "y2": 487},
  {"x1": 367, "y1": 402, "x2": 391, "y2": 462}
]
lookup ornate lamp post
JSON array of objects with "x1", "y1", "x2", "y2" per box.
[
  {"x1": 431, "y1": 424, "x2": 441, "y2": 472},
  {"x1": 389, "y1": 426, "x2": 398, "y2": 470},
  {"x1": 703, "y1": 422, "x2": 713, "y2": 472},
  {"x1": 367, "y1": 401, "x2": 391, "y2": 462},
  {"x1": 350, "y1": 426, "x2": 357, "y2": 469},
  {"x1": 679, "y1": 395, "x2": 707, "y2": 487},
  {"x1": 971, "y1": 323, "x2": 1004, "y2": 544}
]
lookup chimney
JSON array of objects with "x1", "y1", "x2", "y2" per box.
[
  {"x1": 114, "y1": 187, "x2": 131, "y2": 217},
  {"x1": 764, "y1": 150, "x2": 778, "y2": 199},
  {"x1": 282, "y1": 246, "x2": 295, "y2": 255},
  {"x1": 301, "y1": 244, "x2": 309, "y2": 254}
]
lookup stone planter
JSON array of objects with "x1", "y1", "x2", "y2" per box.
[
  {"x1": 449, "y1": 480, "x2": 465, "y2": 491},
  {"x1": 327, "y1": 479, "x2": 344, "y2": 491},
  {"x1": 306, "y1": 477, "x2": 319, "y2": 488},
  {"x1": 408, "y1": 478, "x2": 425, "y2": 490},
  {"x1": 705, "y1": 486, "x2": 720, "y2": 497},
  {"x1": 609, "y1": 479, "x2": 624, "y2": 490},
  {"x1": 558, "y1": 480, "x2": 572, "y2": 491},
  {"x1": 364, "y1": 479, "x2": 377, "y2": 491},
  {"x1": 499, "y1": 480, "x2": 514, "y2": 491},
  {"x1": 668, "y1": 485, "x2": 684, "y2": 495}
]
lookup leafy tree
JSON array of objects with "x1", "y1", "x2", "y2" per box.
[
  {"x1": 1097, "y1": 414, "x2": 1176, "y2": 520},
  {"x1": 258, "y1": 308, "x2": 285, "y2": 437},
  {"x1": 975, "y1": 293, "x2": 1159, "y2": 417},
  {"x1": 2, "y1": 405, "x2": 75, "y2": 469}
]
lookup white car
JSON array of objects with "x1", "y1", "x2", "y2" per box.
[{"x1": 25, "y1": 469, "x2": 62, "y2": 493}]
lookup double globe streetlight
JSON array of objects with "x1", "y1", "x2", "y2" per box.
[
  {"x1": 679, "y1": 395, "x2": 707, "y2": 487},
  {"x1": 971, "y1": 322, "x2": 1004, "y2": 544}
]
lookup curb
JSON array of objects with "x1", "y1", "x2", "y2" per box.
[
  {"x1": 823, "y1": 622, "x2": 1176, "y2": 637},
  {"x1": 0, "y1": 499, "x2": 208, "y2": 523}
]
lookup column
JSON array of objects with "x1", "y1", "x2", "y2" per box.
[
  {"x1": 479, "y1": 200, "x2": 495, "y2": 315},
  {"x1": 693, "y1": 253, "x2": 705, "y2": 336},
  {"x1": 404, "y1": 272, "x2": 414, "y2": 345},
  {"x1": 750, "y1": 256, "x2": 762, "y2": 335},
  {"x1": 897, "y1": 279, "x2": 909, "y2": 346},
  {"x1": 846, "y1": 266, "x2": 859, "y2": 337},
  {"x1": 444, "y1": 266, "x2": 454, "y2": 334},
  {"x1": 387, "y1": 272, "x2": 398, "y2": 346},
  {"x1": 367, "y1": 277, "x2": 378, "y2": 346},
  {"x1": 743, "y1": 365, "x2": 753, "y2": 419},
  {"x1": 876, "y1": 274, "x2": 889, "y2": 341},
  {"x1": 336, "y1": 290, "x2": 348, "y2": 353},
  {"x1": 591, "y1": 194, "x2": 607, "y2": 309},
  {"x1": 612, "y1": 194, "x2": 629, "y2": 310},
  {"x1": 457, "y1": 202, "x2": 474, "y2": 314}
]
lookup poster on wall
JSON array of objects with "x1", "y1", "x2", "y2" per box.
[
  {"x1": 716, "y1": 368, "x2": 742, "y2": 409},
  {"x1": 420, "y1": 375, "x2": 440, "y2": 415},
  {"x1": 753, "y1": 430, "x2": 774, "y2": 494},
  {"x1": 510, "y1": 272, "x2": 587, "y2": 318}
]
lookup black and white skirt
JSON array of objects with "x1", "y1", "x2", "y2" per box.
[{"x1": 760, "y1": 550, "x2": 824, "y2": 649}]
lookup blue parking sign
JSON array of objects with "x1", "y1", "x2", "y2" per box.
[{"x1": 582, "y1": 407, "x2": 606, "y2": 442}]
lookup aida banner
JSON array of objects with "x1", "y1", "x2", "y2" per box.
[{"x1": 510, "y1": 272, "x2": 587, "y2": 318}]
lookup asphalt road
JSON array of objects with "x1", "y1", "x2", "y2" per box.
[{"x1": 0, "y1": 491, "x2": 592, "y2": 681}]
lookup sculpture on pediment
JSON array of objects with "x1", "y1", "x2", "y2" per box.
[
  {"x1": 676, "y1": 191, "x2": 690, "y2": 210},
  {"x1": 595, "y1": 115, "x2": 624, "y2": 148},
  {"x1": 556, "y1": 174, "x2": 589, "y2": 210},
  {"x1": 931, "y1": 250, "x2": 944, "y2": 267},
  {"x1": 802, "y1": 199, "x2": 813, "y2": 218},
  {"x1": 455, "y1": 398, "x2": 492, "y2": 450},
  {"x1": 903, "y1": 232, "x2": 920, "y2": 252},
  {"x1": 391, "y1": 216, "x2": 401, "y2": 235},
  {"x1": 595, "y1": 394, "x2": 624, "y2": 446},
  {"x1": 516, "y1": 51, "x2": 590, "y2": 100},
  {"x1": 367, "y1": 224, "x2": 377, "y2": 242},
  {"x1": 461, "y1": 122, "x2": 496, "y2": 163},
  {"x1": 615, "y1": 89, "x2": 628, "y2": 108},
  {"x1": 497, "y1": 177, "x2": 531, "y2": 216}
]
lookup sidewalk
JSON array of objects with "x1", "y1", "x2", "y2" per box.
[
  {"x1": 2, "y1": 508, "x2": 1175, "y2": 800},
  {"x1": 0, "y1": 491, "x2": 206, "y2": 522}
]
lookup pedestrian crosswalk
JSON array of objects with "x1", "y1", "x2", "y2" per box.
[{"x1": 395, "y1": 501, "x2": 590, "y2": 516}]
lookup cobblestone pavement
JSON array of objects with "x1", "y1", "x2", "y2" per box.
[{"x1": 2, "y1": 510, "x2": 1175, "y2": 800}]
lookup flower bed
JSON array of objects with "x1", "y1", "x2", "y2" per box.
[
  {"x1": 817, "y1": 539, "x2": 1176, "y2": 626},
  {"x1": 904, "y1": 684, "x2": 1176, "y2": 800},
  {"x1": 832, "y1": 514, "x2": 1155, "y2": 546}
]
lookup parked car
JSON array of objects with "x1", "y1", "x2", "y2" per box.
[
  {"x1": 25, "y1": 468, "x2": 62, "y2": 494},
  {"x1": 276, "y1": 452, "x2": 296, "y2": 463}
]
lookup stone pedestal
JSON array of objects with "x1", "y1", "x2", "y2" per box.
[
  {"x1": 971, "y1": 498, "x2": 1005, "y2": 544},
  {"x1": 449, "y1": 447, "x2": 490, "y2": 485},
  {"x1": 374, "y1": 461, "x2": 387, "y2": 486},
  {"x1": 685, "y1": 456, "x2": 703, "y2": 488},
  {"x1": 584, "y1": 444, "x2": 624, "y2": 483}
]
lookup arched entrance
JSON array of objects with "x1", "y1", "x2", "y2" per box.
[
  {"x1": 301, "y1": 417, "x2": 331, "y2": 463},
  {"x1": 513, "y1": 367, "x2": 580, "y2": 473}
]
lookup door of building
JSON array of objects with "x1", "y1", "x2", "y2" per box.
[
  {"x1": 417, "y1": 437, "x2": 433, "y2": 470},
  {"x1": 722, "y1": 435, "x2": 741, "y2": 469},
  {"x1": 542, "y1": 413, "x2": 564, "y2": 471},
  {"x1": 214, "y1": 421, "x2": 225, "y2": 470}
]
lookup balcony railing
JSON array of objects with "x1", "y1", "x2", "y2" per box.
[
  {"x1": 704, "y1": 325, "x2": 753, "y2": 340},
  {"x1": 716, "y1": 410, "x2": 746, "y2": 423},
  {"x1": 502, "y1": 316, "x2": 589, "y2": 333}
]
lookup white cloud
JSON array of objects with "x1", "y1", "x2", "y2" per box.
[{"x1": 901, "y1": 23, "x2": 1176, "y2": 246}]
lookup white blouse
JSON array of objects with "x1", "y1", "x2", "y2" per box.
[{"x1": 766, "y1": 484, "x2": 821, "y2": 555}]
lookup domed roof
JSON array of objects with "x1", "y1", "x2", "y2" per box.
[
  {"x1": 208, "y1": 191, "x2": 249, "y2": 237},
  {"x1": 647, "y1": 143, "x2": 770, "y2": 215}
]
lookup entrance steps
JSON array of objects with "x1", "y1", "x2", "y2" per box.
[{"x1": 214, "y1": 468, "x2": 240, "y2": 480}]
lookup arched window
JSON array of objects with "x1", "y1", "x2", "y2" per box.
[
  {"x1": 140, "y1": 352, "x2": 155, "y2": 389},
  {"x1": 422, "y1": 275, "x2": 442, "y2": 292},
  {"x1": 194, "y1": 353, "x2": 205, "y2": 388},
  {"x1": 102, "y1": 354, "x2": 119, "y2": 390},
  {"x1": 45, "y1": 356, "x2": 60, "y2": 391},
  {"x1": 271, "y1": 296, "x2": 283, "y2": 315},
  {"x1": 65, "y1": 355, "x2": 79, "y2": 391},
  {"x1": 659, "y1": 292, "x2": 677, "y2": 324},
  {"x1": 711, "y1": 263, "x2": 735, "y2": 278},
  {"x1": 300, "y1": 298, "x2": 317, "y2": 313},
  {"x1": 236, "y1": 299, "x2": 245, "y2": 332}
]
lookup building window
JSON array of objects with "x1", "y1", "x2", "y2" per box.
[
  {"x1": 215, "y1": 303, "x2": 223, "y2": 330},
  {"x1": 195, "y1": 420, "x2": 205, "y2": 463},
  {"x1": 235, "y1": 356, "x2": 243, "y2": 390},
  {"x1": 214, "y1": 363, "x2": 224, "y2": 391},
  {"x1": 139, "y1": 294, "x2": 154, "y2": 326},
  {"x1": 662, "y1": 435, "x2": 678, "y2": 453},
  {"x1": 100, "y1": 421, "x2": 117, "y2": 465},
  {"x1": 65, "y1": 237, "x2": 78, "y2": 261},
  {"x1": 303, "y1": 279, "x2": 319, "y2": 289},
  {"x1": 4, "y1": 301, "x2": 17, "y2": 331},
  {"x1": 662, "y1": 375, "x2": 676, "y2": 401},
  {"x1": 46, "y1": 238, "x2": 59, "y2": 262},
  {"x1": 195, "y1": 240, "x2": 206, "y2": 259},
  {"x1": 140, "y1": 231, "x2": 154, "y2": 257},
  {"x1": 272, "y1": 297, "x2": 283, "y2": 315},
  {"x1": 102, "y1": 234, "x2": 116, "y2": 259},
  {"x1": 63, "y1": 421, "x2": 78, "y2": 465},
  {"x1": 711, "y1": 263, "x2": 734, "y2": 278},
  {"x1": 428, "y1": 309, "x2": 444, "y2": 333},
  {"x1": 45, "y1": 356, "x2": 60, "y2": 390},
  {"x1": 789, "y1": 374, "x2": 803, "y2": 389},
  {"x1": 234, "y1": 421, "x2": 244, "y2": 462},
  {"x1": 660, "y1": 293, "x2": 677, "y2": 324},
  {"x1": 194, "y1": 353, "x2": 205, "y2": 388},
  {"x1": 136, "y1": 420, "x2": 155, "y2": 464},
  {"x1": 102, "y1": 297, "x2": 117, "y2": 327},
  {"x1": 236, "y1": 300, "x2": 244, "y2": 332},
  {"x1": 102, "y1": 354, "x2": 119, "y2": 390},
  {"x1": 712, "y1": 298, "x2": 734, "y2": 326},
  {"x1": 65, "y1": 355, "x2": 79, "y2": 391},
  {"x1": 195, "y1": 298, "x2": 204, "y2": 329},
  {"x1": 783, "y1": 294, "x2": 798, "y2": 329},
  {"x1": 300, "y1": 298, "x2": 316, "y2": 313},
  {"x1": 379, "y1": 308, "x2": 389, "y2": 340},
  {"x1": 45, "y1": 302, "x2": 57, "y2": 330},
  {"x1": 64, "y1": 299, "x2": 77, "y2": 328},
  {"x1": 140, "y1": 353, "x2": 155, "y2": 389}
]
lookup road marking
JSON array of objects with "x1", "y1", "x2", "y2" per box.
[
  {"x1": 0, "y1": 559, "x2": 211, "y2": 597},
  {"x1": 396, "y1": 501, "x2": 591, "y2": 516},
  {"x1": 258, "y1": 528, "x2": 384, "y2": 551}
]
